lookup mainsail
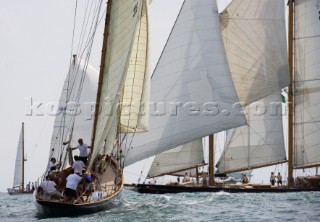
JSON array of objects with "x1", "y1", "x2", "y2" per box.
[
  {"x1": 13, "y1": 123, "x2": 24, "y2": 188},
  {"x1": 293, "y1": 0, "x2": 320, "y2": 169},
  {"x1": 216, "y1": 93, "x2": 287, "y2": 173},
  {"x1": 48, "y1": 58, "x2": 98, "y2": 169},
  {"x1": 220, "y1": 0, "x2": 290, "y2": 105},
  {"x1": 90, "y1": 0, "x2": 150, "y2": 167},
  {"x1": 124, "y1": 0, "x2": 247, "y2": 166},
  {"x1": 148, "y1": 139, "x2": 204, "y2": 178}
]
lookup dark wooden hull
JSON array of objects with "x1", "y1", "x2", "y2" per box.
[
  {"x1": 125, "y1": 184, "x2": 320, "y2": 194},
  {"x1": 34, "y1": 189, "x2": 122, "y2": 217}
]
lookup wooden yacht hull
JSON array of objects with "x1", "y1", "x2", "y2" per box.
[
  {"x1": 125, "y1": 184, "x2": 320, "y2": 194},
  {"x1": 34, "y1": 188, "x2": 122, "y2": 217}
]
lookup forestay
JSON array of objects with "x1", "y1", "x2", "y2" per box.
[
  {"x1": 293, "y1": 0, "x2": 320, "y2": 168},
  {"x1": 124, "y1": 0, "x2": 246, "y2": 166},
  {"x1": 220, "y1": 0, "x2": 290, "y2": 105},
  {"x1": 148, "y1": 139, "x2": 204, "y2": 178},
  {"x1": 217, "y1": 93, "x2": 287, "y2": 173}
]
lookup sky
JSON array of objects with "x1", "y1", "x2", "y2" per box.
[{"x1": 1, "y1": 0, "x2": 308, "y2": 192}]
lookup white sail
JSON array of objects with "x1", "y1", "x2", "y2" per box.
[
  {"x1": 49, "y1": 58, "x2": 98, "y2": 169},
  {"x1": 13, "y1": 127, "x2": 23, "y2": 188},
  {"x1": 220, "y1": 0, "x2": 290, "y2": 105},
  {"x1": 293, "y1": 0, "x2": 320, "y2": 168},
  {"x1": 120, "y1": 0, "x2": 150, "y2": 133},
  {"x1": 217, "y1": 92, "x2": 287, "y2": 173},
  {"x1": 124, "y1": 0, "x2": 246, "y2": 167},
  {"x1": 148, "y1": 139, "x2": 204, "y2": 178},
  {"x1": 90, "y1": 0, "x2": 147, "y2": 166}
]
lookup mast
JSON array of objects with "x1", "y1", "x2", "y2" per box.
[
  {"x1": 287, "y1": 0, "x2": 294, "y2": 188},
  {"x1": 91, "y1": 0, "x2": 112, "y2": 153},
  {"x1": 209, "y1": 134, "x2": 214, "y2": 186},
  {"x1": 22, "y1": 122, "x2": 25, "y2": 190}
]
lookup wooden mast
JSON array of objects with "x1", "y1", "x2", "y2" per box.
[
  {"x1": 22, "y1": 122, "x2": 25, "y2": 190},
  {"x1": 209, "y1": 134, "x2": 214, "y2": 186},
  {"x1": 91, "y1": 0, "x2": 113, "y2": 153},
  {"x1": 287, "y1": 0, "x2": 294, "y2": 188}
]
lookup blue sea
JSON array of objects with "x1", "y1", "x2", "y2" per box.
[{"x1": 1, "y1": 190, "x2": 320, "y2": 221}]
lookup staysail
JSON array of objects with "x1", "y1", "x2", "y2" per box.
[
  {"x1": 148, "y1": 139, "x2": 204, "y2": 178},
  {"x1": 13, "y1": 123, "x2": 24, "y2": 188},
  {"x1": 216, "y1": 93, "x2": 287, "y2": 173},
  {"x1": 220, "y1": 0, "x2": 290, "y2": 105},
  {"x1": 124, "y1": 0, "x2": 247, "y2": 166},
  {"x1": 48, "y1": 58, "x2": 98, "y2": 169},
  {"x1": 293, "y1": 0, "x2": 320, "y2": 169}
]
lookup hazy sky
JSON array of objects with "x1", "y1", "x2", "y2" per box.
[{"x1": 1, "y1": 0, "x2": 305, "y2": 192}]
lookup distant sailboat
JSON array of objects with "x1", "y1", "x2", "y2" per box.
[{"x1": 7, "y1": 123, "x2": 33, "y2": 195}]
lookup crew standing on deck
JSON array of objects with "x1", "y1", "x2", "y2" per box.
[{"x1": 69, "y1": 139, "x2": 91, "y2": 165}]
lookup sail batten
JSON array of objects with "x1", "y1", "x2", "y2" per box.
[
  {"x1": 293, "y1": 0, "x2": 320, "y2": 169},
  {"x1": 124, "y1": 0, "x2": 246, "y2": 167}
]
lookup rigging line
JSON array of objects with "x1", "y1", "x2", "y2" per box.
[
  {"x1": 70, "y1": 0, "x2": 79, "y2": 66},
  {"x1": 75, "y1": 0, "x2": 92, "y2": 57}
]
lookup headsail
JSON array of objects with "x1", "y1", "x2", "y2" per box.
[
  {"x1": 216, "y1": 92, "x2": 287, "y2": 173},
  {"x1": 49, "y1": 58, "x2": 98, "y2": 169},
  {"x1": 13, "y1": 124, "x2": 23, "y2": 188},
  {"x1": 220, "y1": 0, "x2": 290, "y2": 105},
  {"x1": 148, "y1": 139, "x2": 204, "y2": 178},
  {"x1": 124, "y1": 0, "x2": 246, "y2": 167},
  {"x1": 293, "y1": 0, "x2": 320, "y2": 169}
]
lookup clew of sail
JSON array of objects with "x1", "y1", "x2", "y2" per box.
[
  {"x1": 220, "y1": 0, "x2": 290, "y2": 105},
  {"x1": 293, "y1": 0, "x2": 320, "y2": 169},
  {"x1": 13, "y1": 127, "x2": 23, "y2": 188},
  {"x1": 123, "y1": 0, "x2": 247, "y2": 167},
  {"x1": 148, "y1": 139, "x2": 204, "y2": 178},
  {"x1": 49, "y1": 58, "x2": 98, "y2": 170},
  {"x1": 216, "y1": 92, "x2": 287, "y2": 173}
]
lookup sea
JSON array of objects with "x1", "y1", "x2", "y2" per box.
[{"x1": 1, "y1": 189, "x2": 320, "y2": 222}]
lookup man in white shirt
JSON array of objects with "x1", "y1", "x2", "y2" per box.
[
  {"x1": 40, "y1": 176, "x2": 63, "y2": 199},
  {"x1": 72, "y1": 155, "x2": 85, "y2": 175},
  {"x1": 69, "y1": 139, "x2": 91, "y2": 165},
  {"x1": 64, "y1": 170, "x2": 82, "y2": 203}
]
